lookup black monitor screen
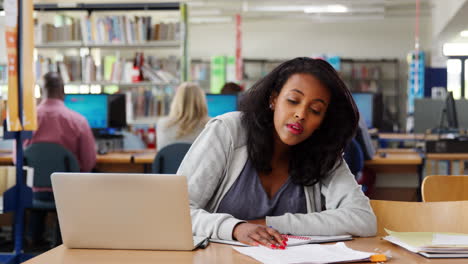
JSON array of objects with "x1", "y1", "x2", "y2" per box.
[
  {"x1": 445, "y1": 91, "x2": 459, "y2": 129},
  {"x1": 64, "y1": 94, "x2": 108, "y2": 129},
  {"x1": 108, "y1": 94, "x2": 127, "y2": 128},
  {"x1": 206, "y1": 94, "x2": 238, "y2": 117},
  {"x1": 352, "y1": 93, "x2": 373, "y2": 128}
]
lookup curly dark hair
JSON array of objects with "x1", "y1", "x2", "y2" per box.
[{"x1": 239, "y1": 57, "x2": 359, "y2": 186}]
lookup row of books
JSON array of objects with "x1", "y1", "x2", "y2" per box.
[
  {"x1": 128, "y1": 87, "x2": 172, "y2": 119},
  {"x1": 35, "y1": 54, "x2": 179, "y2": 84},
  {"x1": 350, "y1": 65, "x2": 382, "y2": 80},
  {"x1": 35, "y1": 19, "x2": 82, "y2": 44},
  {"x1": 35, "y1": 14, "x2": 181, "y2": 44}
]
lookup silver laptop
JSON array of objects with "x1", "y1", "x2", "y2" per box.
[{"x1": 51, "y1": 173, "x2": 207, "y2": 250}]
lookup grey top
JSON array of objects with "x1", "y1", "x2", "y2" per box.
[
  {"x1": 177, "y1": 111, "x2": 376, "y2": 240},
  {"x1": 156, "y1": 116, "x2": 207, "y2": 151},
  {"x1": 217, "y1": 160, "x2": 307, "y2": 220}
]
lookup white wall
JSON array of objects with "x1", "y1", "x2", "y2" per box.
[
  {"x1": 431, "y1": 0, "x2": 468, "y2": 39},
  {"x1": 430, "y1": 0, "x2": 468, "y2": 67},
  {"x1": 190, "y1": 17, "x2": 432, "y2": 60}
]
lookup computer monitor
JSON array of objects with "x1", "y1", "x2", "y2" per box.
[
  {"x1": 445, "y1": 91, "x2": 459, "y2": 129},
  {"x1": 351, "y1": 92, "x2": 374, "y2": 128},
  {"x1": 64, "y1": 94, "x2": 108, "y2": 129},
  {"x1": 205, "y1": 94, "x2": 238, "y2": 117},
  {"x1": 414, "y1": 98, "x2": 468, "y2": 133},
  {"x1": 108, "y1": 93, "x2": 127, "y2": 128}
]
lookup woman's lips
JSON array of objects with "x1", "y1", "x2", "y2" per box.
[{"x1": 286, "y1": 123, "x2": 304, "y2": 135}]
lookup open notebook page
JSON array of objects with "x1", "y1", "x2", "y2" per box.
[{"x1": 210, "y1": 234, "x2": 352, "y2": 247}]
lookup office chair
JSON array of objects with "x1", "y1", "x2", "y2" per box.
[
  {"x1": 422, "y1": 175, "x2": 468, "y2": 202},
  {"x1": 23, "y1": 142, "x2": 80, "y2": 248},
  {"x1": 152, "y1": 143, "x2": 191, "y2": 174},
  {"x1": 343, "y1": 138, "x2": 364, "y2": 180}
]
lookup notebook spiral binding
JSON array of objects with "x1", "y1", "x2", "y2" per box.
[{"x1": 282, "y1": 235, "x2": 311, "y2": 240}]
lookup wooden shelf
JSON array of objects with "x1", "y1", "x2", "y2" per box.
[{"x1": 128, "y1": 117, "x2": 161, "y2": 125}]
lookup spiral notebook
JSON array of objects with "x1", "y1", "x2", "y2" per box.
[{"x1": 210, "y1": 234, "x2": 352, "y2": 247}]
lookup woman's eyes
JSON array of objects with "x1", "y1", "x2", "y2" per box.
[
  {"x1": 287, "y1": 99, "x2": 321, "y2": 114},
  {"x1": 309, "y1": 108, "x2": 321, "y2": 115}
]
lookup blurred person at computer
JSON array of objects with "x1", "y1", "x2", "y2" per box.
[
  {"x1": 178, "y1": 57, "x2": 376, "y2": 249},
  {"x1": 23, "y1": 72, "x2": 96, "y2": 172},
  {"x1": 221, "y1": 82, "x2": 243, "y2": 94},
  {"x1": 156, "y1": 82, "x2": 209, "y2": 151}
]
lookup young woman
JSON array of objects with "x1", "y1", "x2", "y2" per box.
[
  {"x1": 156, "y1": 82, "x2": 209, "y2": 150},
  {"x1": 178, "y1": 58, "x2": 376, "y2": 248}
]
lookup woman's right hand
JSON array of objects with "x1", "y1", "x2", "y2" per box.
[{"x1": 232, "y1": 223, "x2": 287, "y2": 249}]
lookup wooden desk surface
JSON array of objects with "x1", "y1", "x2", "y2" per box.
[
  {"x1": 24, "y1": 237, "x2": 467, "y2": 264},
  {"x1": 365, "y1": 151, "x2": 422, "y2": 166},
  {"x1": 426, "y1": 153, "x2": 468, "y2": 160},
  {"x1": 96, "y1": 152, "x2": 132, "y2": 164},
  {"x1": 132, "y1": 151, "x2": 156, "y2": 164},
  {"x1": 0, "y1": 151, "x2": 146, "y2": 165},
  {"x1": 379, "y1": 133, "x2": 439, "y2": 141},
  {"x1": 0, "y1": 152, "x2": 12, "y2": 165},
  {"x1": 377, "y1": 148, "x2": 419, "y2": 154}
]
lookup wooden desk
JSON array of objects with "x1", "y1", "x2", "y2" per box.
[
  {"x1": 132, "y1": 151, "x2": 156, "y2": 164},
  {"x1": 131, "y1": 151, "x2": 156, "y2": 173},
  {"x1": 365, "y1": 149, "x2": 424, "y2": 201},
  {"x1": 365, "y1": 149, "x2": 423, "y2": 174},
  {"x1": 0, "y1": 151, "x2": 156, "y2": 173},
  {"x1": 94, "y1": 152, "x2": 135, "y2": 173},
  {"x1": 23, "y1": 237, "x2": 467, "y2": 264},
  {"x1": 0, "y1": 152, "x2": 12, "y2": 165},
  {"x1": 95, "y1": 151, "x2": 156, "y2": 173},
  {"x1": 379, "y1": 133, "x2": 439, "y2": 141},
  {"x1": 425, "y1": 153, "x2": 468, "y2": 175}
]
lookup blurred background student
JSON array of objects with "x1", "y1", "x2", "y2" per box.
[
  {"x1": 221, "y1": 82, "x2": 243, "y2": 94},
  {"x1": 156, "y1": 82, "x2": 209, "y2": 151}
]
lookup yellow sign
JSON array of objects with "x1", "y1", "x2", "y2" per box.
[
  {"x1": 21, "y1": 0, "x2": 37, "y2": 130},
  {"x1": 4, "y1": 0, "x2": 37, "y2": 131},
  {"x1": 5, "y1": 0, "x2": 21, "y2": 131}
]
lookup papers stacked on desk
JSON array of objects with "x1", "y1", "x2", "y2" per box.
[
  {"x1": 384, "y1": 229, "x2": 468, "y2": 258},
  {"x1": 234, "y1": 242, "x2": 379, "y2": 264}
]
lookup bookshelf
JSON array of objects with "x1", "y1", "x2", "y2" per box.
[
  {"x1": 35, "y1": 41, "x2": 181, "y2": 49},
  {"x1": 340, "y1": 59, "x2": 401, "y2": 132},
  {"x1": 191, "y1": 58, "x2": 210, "y2": 92},
  {"x1": 33, "y1": 2, "x2": 188, "y2": 124}
]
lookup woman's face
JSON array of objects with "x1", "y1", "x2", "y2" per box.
[{"x1": 270, "y1": 73, "x2": 331, "y2": 147}]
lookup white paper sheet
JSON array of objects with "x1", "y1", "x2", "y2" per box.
[
  {"x1": 433, "y1": 234, "x2": 468, "y2": 246},
  {"x1": 233, "y1": 242, "x2": 373, "y2": 264}
]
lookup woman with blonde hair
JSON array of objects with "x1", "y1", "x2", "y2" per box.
[{"x1": 156, "y1": 82, "x2": 209, "y2": 150}]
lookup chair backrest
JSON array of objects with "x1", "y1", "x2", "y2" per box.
[
  {"x1": 343, "y1": 138, "x2": 364, "y2": 178},
  {"x1": 422, "y1": 175, "x2": 468, "y2": 202},
  {"x1": 152, "y1": 143, "x2": 191, "y2": 174},
  {"x1": 370, "y1": 200, "x2": 468, "y2": 236},
  {"x1": 24, "y1": 142, "x2": 80, "y2": 188}
]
